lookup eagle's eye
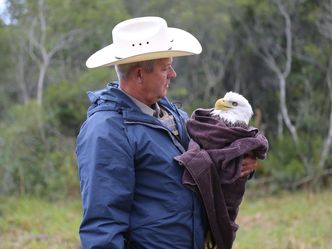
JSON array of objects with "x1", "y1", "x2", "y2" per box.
[{"x1": 232, "y1": 101, "x2": 238, "y2": 107}]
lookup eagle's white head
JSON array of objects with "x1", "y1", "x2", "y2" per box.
[{"x1": 211, "y1": 91, "x2": 253, "y2": 127}]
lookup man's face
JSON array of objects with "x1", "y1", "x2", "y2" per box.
[{"x1": 140, "y1": 58, "x2": 176, "y2": 106}]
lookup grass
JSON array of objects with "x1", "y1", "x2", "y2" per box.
[
  {"x1": 234, "y1": 189, "x2": 332, "y2": 249},
  {"x1": 0, "y1": 197, "x2": 81, "y2": 249},
  {"x1": 0, "y1": 190, "x2": 331, "y2": 249}
]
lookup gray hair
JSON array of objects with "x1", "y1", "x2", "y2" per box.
[{"x1": 114, "y1": 59, "x2": 159, "y2": 81}]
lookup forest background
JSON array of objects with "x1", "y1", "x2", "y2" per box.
[
  {"x1": 1, "y1": 0, "x2": 331, "y2": 198},
  {"x1": 1, "y1": 0, "x2": 332, "y2": 248}
]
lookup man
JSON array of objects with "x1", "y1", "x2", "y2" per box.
[{"x1": 76, "y1": 16, "x2": 257, "y2": 249}]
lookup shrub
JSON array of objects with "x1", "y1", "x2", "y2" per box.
[{"x1": 0, "y1": 102, "x2": 79, "y2": 199}]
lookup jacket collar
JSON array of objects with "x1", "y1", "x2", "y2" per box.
[
  {"x1": 86, "y1": 82, "x2": 176, "y2": 121},
  {"x1": 86, "y1": 82, "x2": 189, "y2": 149}
]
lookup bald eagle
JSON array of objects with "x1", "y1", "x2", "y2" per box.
[{"x1": 211, "y1": 91, "x2": 253, "y2": 128}]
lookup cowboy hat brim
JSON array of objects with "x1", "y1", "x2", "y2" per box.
[{"x1": 86, "y1": 28, "x2": 202, "y2": 68}]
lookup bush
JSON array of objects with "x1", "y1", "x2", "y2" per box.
[
  {"x1": 44, "y1": 68, "x2": 112, "y2": 136},
  {"x1": 0, "y1": 68, "x2": 115, "y2": 199},
  {"x1": 253, "y1": 134, "x2": 326, "y2": 192},
  {"x1": 0, "y1": 102, "x2": 79, "y2": 199}
]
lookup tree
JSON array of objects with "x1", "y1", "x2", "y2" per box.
[
  {"x1": 27, "y1": 0, "x2": 81, "y2": 105},
  {"x1": 236, "y1": 0, "x2": 332, "y2": 189},
  {"x1": 5, "y1": 0, "x2": 128, "y2": 105},
  {"x1": 316, "y1": 0, "x2": 332, "y2": 182}
]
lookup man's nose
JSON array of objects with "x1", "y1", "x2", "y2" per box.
[{"x1": 168, "y1": 66, "x2": 177, "y2": 78}]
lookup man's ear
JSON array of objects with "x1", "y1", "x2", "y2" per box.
[{"x1": 134, "y1": 67, "x2": 143, "y2": 82}]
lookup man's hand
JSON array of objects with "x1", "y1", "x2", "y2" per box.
[{"x1": 241, "y1": 153, "x2": 258, "y2": 178}]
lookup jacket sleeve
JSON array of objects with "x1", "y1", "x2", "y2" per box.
[{"x1": 76, "y1": 112, "x2": 135, "y2": 249}]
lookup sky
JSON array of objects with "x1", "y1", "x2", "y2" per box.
[
  {"x1": 0, "y1": 0, "x2": 5, "y2": 13},
  {"x1": 0, "y1": 0, "x2": 10, "y2": 24}
]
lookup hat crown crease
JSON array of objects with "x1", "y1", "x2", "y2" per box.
[{"x1": 113, "y1": 17, "x2": 170, "y2": 59}]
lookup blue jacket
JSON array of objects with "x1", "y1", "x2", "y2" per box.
[{"x1": 76, "y1": 83, "x2": 205, "y2": 249}]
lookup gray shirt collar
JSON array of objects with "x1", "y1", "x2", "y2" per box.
[{"x1": 120, "y1": 88, "x2": 158, "y2": 116}]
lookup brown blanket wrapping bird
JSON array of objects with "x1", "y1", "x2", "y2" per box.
[{"x1": 175, "y1": 108, "x2": 268, "y2": 249}]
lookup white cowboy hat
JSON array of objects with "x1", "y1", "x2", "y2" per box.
[{"x1": 86, "y1": 16, "x2": 202, "y2": 68}]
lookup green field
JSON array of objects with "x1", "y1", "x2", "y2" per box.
[
  {"x1": 0, "y1": 197, "x2": 81, "y2": 249},
  {"x1": 0, "y1": 190, "x2": 331, "y2": 249},
  {"x1": 234, "y1": 190, "x2": 332, "y2": 249}
]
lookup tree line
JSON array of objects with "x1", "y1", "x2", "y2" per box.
[{"x1": 0, "y1": 0, "x2": 331, "y2": 198}]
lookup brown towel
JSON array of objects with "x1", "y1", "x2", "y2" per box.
[{"x1": 175, "y1": 108, "x2": 268, "y2": 249}]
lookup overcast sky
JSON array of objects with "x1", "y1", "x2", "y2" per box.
[
  {"x1": 0, "y1": 0, "x2": 5, "y2": 13},
  {"x1": 0, "y1": 0, "x2": 10, "y2": 24}
]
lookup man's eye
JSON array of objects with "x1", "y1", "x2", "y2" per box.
[{"x1": 232, "y1": 102, "x2": 238, "y2": 106}]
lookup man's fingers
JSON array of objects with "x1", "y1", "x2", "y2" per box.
[{"x1": 241, "y1": 157, "x2": 258, "y2": 177}]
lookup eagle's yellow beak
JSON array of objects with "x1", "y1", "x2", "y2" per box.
[{"x1": 214, "y1": 98, "x2": 231, "y2": 110}]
